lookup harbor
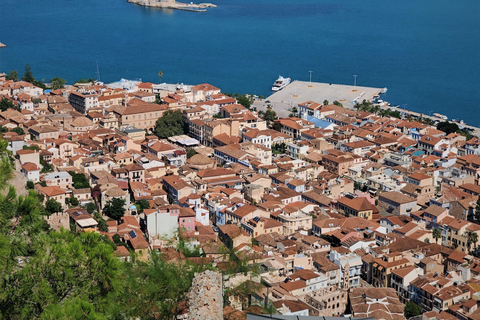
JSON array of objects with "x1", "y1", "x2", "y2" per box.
[{"x1": 254, "y1": 80, "x2": 385, "y2": 117}]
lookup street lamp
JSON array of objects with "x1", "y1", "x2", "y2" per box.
[
  {"x1": 353, "y1": 75, "x2": 358, "y2": 87},
  {"x1": 309, "y1": 70, "x2": 313, "y2": 83}
]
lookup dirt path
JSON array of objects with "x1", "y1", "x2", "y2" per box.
[{"x1": 10, "y1": 159, "x2": 27, "y2": 196}]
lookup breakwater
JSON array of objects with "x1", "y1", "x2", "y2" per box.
[{"x1": 127, "y1": 0, "x2": 216, "y2": 11}]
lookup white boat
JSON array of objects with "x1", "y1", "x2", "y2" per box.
[
  {"x1": 380, "y1": 87, "x2": 388, "y2": 94},
  {"x1": 272, "y1": 76, "x2": 291, "y2": 91}
]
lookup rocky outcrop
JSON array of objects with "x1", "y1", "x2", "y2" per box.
[
  {"x1": 0, "y1": 42, "x2": 6, "y2": 48},
  {"x1": 187, "y1": 270, "x2": 223, "y2": 320}
]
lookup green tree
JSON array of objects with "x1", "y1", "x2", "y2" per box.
[
  {"x1": 136, "y1": 199, "x2": 150, "y2": 213},
  {"x1": 154, "y1": 94, "x2": 163, "y2": 105},
  {"x1": 93, "y1": 211, "x2": 108, "y2": 232},
  {"x1": 121, "y1": 251, "x2": 211, "y2": 319},
  {"x1": 45, "y1": 198, "x2": 62, "y2": 214},
  {"x1": 379, "y1": 108, "x2": 401, "y2": 119},
  {"x1": 333, "y1": 100, "x2": 343, "y2": 107},
  {"x1": 12, "y1": 127, "x2": 25, "y2": 135},
  {"x1": 103, "y1": 197, "x2": 126, "y2": 221},
  {"x1": 0, "y1": 98, "x2": 20, "y2": 112},
  {"x1": 69, "y1": 196, "x2": 79, "y2": 206},
  {"x1": 262, "y1": 106, "x2": 277, "y2": 123},
  {"x1": 40, "y1": 163, "x2": 54, "y2": 173},
  {"x1": 1, "y1": 231, "x2": 122, "y2": 318},
  {"x1": 213, "y1": 112, "x2": 224, "y2": 119},
  {"x1": 21, "y1": 64, "x2": 35, "y2": 83},
  {"x1": 404, "y1": 301, "x2": 422, "y2": 318},
  {"x1": 432, "y1": 228, "x2": 441, "y2": 244},
  {"x1": 112, "y1": 233, "x2": 122, "y2": 245},
  {"x1": 85, "y1": 202, "x2": 97, "y2": 214},
  {"x1": 26, "y1": 181, "x2": 35, "y2": 190},
  {"x1": 437, "y1": 121, "x2": 460, "y2": 135},
  {"x1": 186, "y1": 147, "x2": 197, "y2": 158},
  {"x1": 227, "y1": 280, "x2": 262, "y2": 310},
  {"x1": 237, "y1": 95, "x2": 251, "y2": 109},
  {"x1": 74, "y1": 78, "x2": 95, "y2": 85},
  {"x1": 323, "y1": 99, "x2": 329, "y2": 105},
  {"x1": 288, "y1": 106, "x2": 298, "y2": 117},
  {"x1": 158, "y1": 71, "x2": 163, "y2": 83},
  {"x1": 6, "y1": 70, "x2": 18, "y2": 81},
  {"x1": 40, "y1": 296, "x2": 108, "y2": 320},
  {"x1": 0, "y1": 139, "x2": 14, "y2": 193},
  {"x1": 272, "y1": 142, "x2": 287, "y2": 155},
  {"x1": 69, "y1": 171, "x2": 90, "y2": 189},
  {"x1": 154, "y1": 110, "x2": 184, "y2": 139},
  {"x1": 50, "y1": 76, "x2": 66, "y2": 90}
]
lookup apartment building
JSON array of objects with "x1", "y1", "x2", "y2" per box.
[
  {"x1": 321, "y1": 149, "x2": 356, "y2": 176},
  {"x1": 68, "y1": 90, "x2": 99, "y2": 114}
]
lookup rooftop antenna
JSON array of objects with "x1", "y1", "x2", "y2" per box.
[{"x1": 96, "y1": 61, "x2": 101, "y2": 82}]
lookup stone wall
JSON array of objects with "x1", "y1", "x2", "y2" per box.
[{"x1": 187, "y1": 270, "x2": 223, "y2": 320}]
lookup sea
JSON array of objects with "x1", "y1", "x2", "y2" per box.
[{"x1": 1, "y1": 0, "x2": 479, "y2": 126}]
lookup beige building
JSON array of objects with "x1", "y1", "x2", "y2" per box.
[
  {"x1": 113, "y1": 99, "x2": 168, "y2": 132},
  {"x1": 192, "y1": 83, "x2": 221, "y2": 102},
  {"x1": 242, "y1": 217, "x2": 283, "y2": 237},
  {"x1": 70, "y1": 116, "x2": 94, "y2": 132},
  {"x1": 17, "y1": 148, "x2": 40, "y2": 166},
  {"x1": 55, "y1": 139, "x2": 79, "y2": 159},
  {"x1": 203, "y1": 119, "x2": 240, "y2": 147},
  {"x1": 39, "y1": 186, "x2": 68, "y2": 209},
  {"x1": 29, "y1": 125, "x2": 60, "y2": 141},
  {"x1": 337, "y1": 196, "x2": 375, "y2": 220},
  {"x1": 277, "y1": 202, "x2": 313, "y2": 235}
]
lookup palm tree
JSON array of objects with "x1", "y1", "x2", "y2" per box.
[
  {"x1": 470, "y1": 232, "x2": 478, "y2": 253},
  {"x1": 464, "y1": 231, "x2": 473, "y2": 252},
  {"x1": 157, "y1": 71, "x2": 163, "y2": 83},
  {"x1": 371, "y1": 105, "x2": 381, "y2": 115},
  {"x1": 432, "y1": 228, "x2": 441, "y2": 244}
]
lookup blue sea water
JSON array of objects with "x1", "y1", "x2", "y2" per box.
[{"x1": 0, "y1": 0, "x2": 479, "y2": 125}]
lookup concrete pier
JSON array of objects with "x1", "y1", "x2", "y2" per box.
[{"x1": 254, "y1": 80, "x2": 384, "y2": 118}]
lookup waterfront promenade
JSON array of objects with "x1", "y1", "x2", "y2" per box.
[
  {"x1": 382, "y1": 105, "x2": 480, "y2": 137},
  {"x1": 253, "y1": 80, "x2": 480, "y2": 136}
]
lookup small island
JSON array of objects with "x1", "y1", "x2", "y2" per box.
[{"x1": 128, "y1": 0, "x2": 216, "y2": 12}]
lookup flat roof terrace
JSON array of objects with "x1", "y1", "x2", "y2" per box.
[{"x1": 256, "y1": 80, "x2": 384, "y2": 118}]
